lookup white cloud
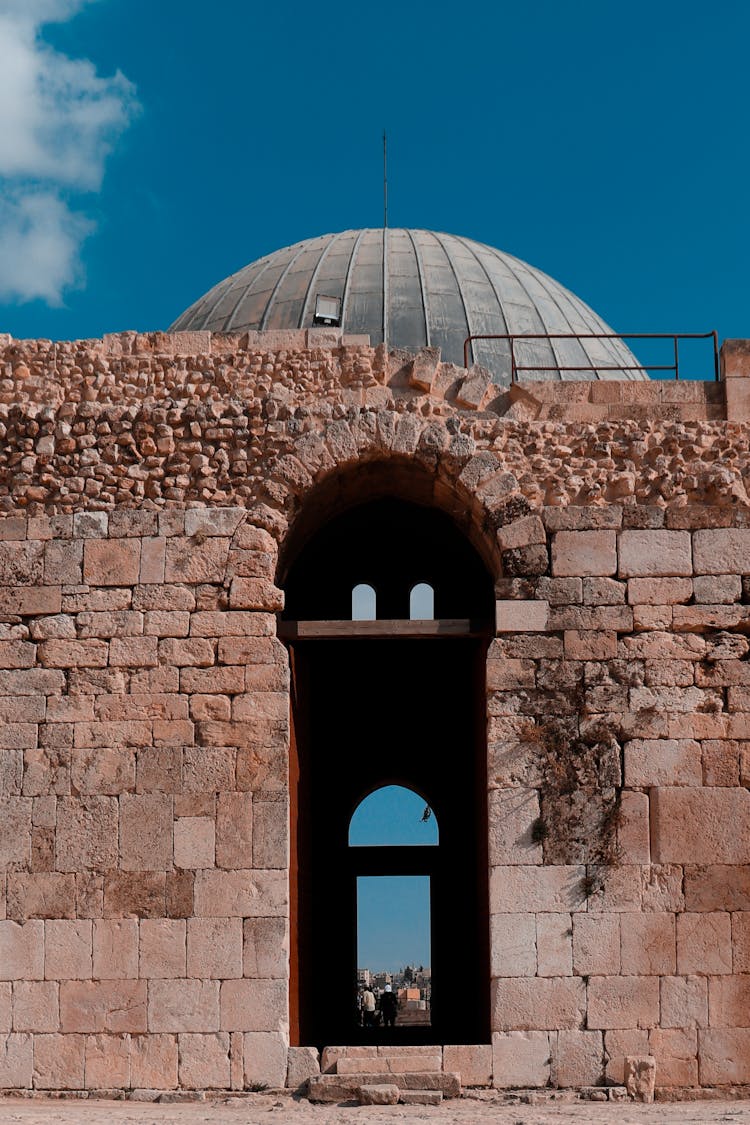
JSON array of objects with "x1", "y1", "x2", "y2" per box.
[{"x1": 0, "y1": 0, "x2": 137, "y2": 305}]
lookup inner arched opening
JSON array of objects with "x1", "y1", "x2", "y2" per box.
[{"x1": 350, "y1": 785, "x2": 439, "y2": 847}]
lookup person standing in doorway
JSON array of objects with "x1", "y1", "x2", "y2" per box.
[
  {"x1": 362, "y1": 985, "x2": 376, "y2": 1028},
  {"x1": 379, "y1": 983, "x2": 398, "y2": 1029}
]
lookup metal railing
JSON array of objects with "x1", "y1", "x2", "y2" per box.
[{"x1": 462, "y1": 332, "x2": 720, "y2": 383}]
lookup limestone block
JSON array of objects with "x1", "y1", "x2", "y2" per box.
[
  {"x1": 587, "y1": 977, "x2": 659, "y2": 1029},
  {"x1": 0, "y1": 920, "x2": 43, "y2": 979},
  {"x1": 220, "y1": 979, "x2": 288, "y2": 1032},
  {"x1": 185, "y1": 509, "x2": 245, "y2": 539},
  {"x1": 0, "y1": 1032, "x2": 32, "y2": 1087},
  {"x1": 244, "y1": 1031, "x2": 288, "y2": 1088},
  {"x1": 109, "y1": 637, "x2": 159, "y2": 668},
  {"x1": 44, "y1": 919, "x2": 92, "y2": 979},
  {"x1": 190, "y1": 694, "x2": 231, "y2": 721},
  {"x1": 708, "y1": 975, "x2": 750, "y2": 1027},
  {"x1": 215, "y1": 793, "x2": 252, "y2": 869},
  {"x1": 148, "y1": 980, "x2": 219, "y2": 1032},
  {"x1": 660, "y1": 976, "x2": 707, "y2": 1029},
  {"x1": 652, "y1": 1030, "x2": 697, "y2": 1084},
  {"x1": 83, "y1": 539, "x2": 140, "y2": 586},
  {"x1": 135, "y1": 746, "x2": 181, "y2": 795},
  {"x1": 60, "y1": 980, "x2": 146, "y2": 1033},
  {"x1": 443, "y1": 1044, "x2": 491, "y2": 1087},
  {"x1": 564, "y1": 630, "x2": 617, "y2": 660},
  {"x1": 676, "y1": 912, "x2": 732, "y2": 975},
  {"x1": 552, "y1": 1029, "x2": 604, "y2": 1087},
  {"x1": 495, "y1": 600, "x2": 549, "y2": 633},
  {"x1": 535, "y1": 913, "x2": 572, "y2": 977},
  {"x1": 40, "y1": 639, "x2": 108, "y2": 669},
  {"x1": 693, "y1": 528, "x2": 750, "y2": 575},
  {"x1": 358, "y1": 1083, "x2": 399, "y2": 1105},
  {"x1": 187, "y1": 918, "x2": 242, "y2": 980},
  {"x1": 572, "y1": 914, "x2": 620, "y2": 975},
  {"x1": 130, "y1": 1032, "x2": 178, "y2": 1089},
  {"x1": 194, "y1": 870, "x2": 287, "y2": 918},
  {"x1": 286, "y1": 1045, "x2": 320, "y2": 1090},
  {"x1": 630, "y1": 685, "x2": 721, "y2": 715},
  {"x1": 618, "y1": 531, "x2": 692, "y2": 578},
  {"x1": 12, "y1": 981, "x2": 58, "y2": 1031},
  {"x1": 491, "y1": 1030, "x2": 550, "y2": 1088},
  {"x1": 120, "y1": 794, "x2": 173, "y2": 872},
  {"x1": 182, "y1": 747, "x2": 236, "y2": 795},
  {"x1": 627, "y1": 577, "x2": 693, "y2": 605},
  {"x1": 489, "y1": 913, "x2": 536, "y2": 976},
  {"x1": 139, "y1": 920, "x2": 186, "y2": 978},
  {"x1": 0, "y1": 798, "x2": 31, "y2": 868},
  {"x1": 624, "y1": 1055, "x2": 656, "y2": 1102},
  {"x1": 620, "y1": 913, "x2": 676, "y2": 975},
  {"x1": 700, "y1": 741, "x2": 740, "y2": 786},
  {"x1": 0, "y1": 985, "x2": 9, "y2": 1032},
  {"x1": 178, "y1": 1031, "x2": 230, "y2": 1089},
  {"x1": 35, "y1": 1031, "x2": 86, "y2": 1089},
  {"x1": 699, "y1": 1028, "x2": 750, "y2": 1083},
  {"x1": 93, "y1": 919, "x2": 138, "y2": 980},
  {"x1": 496, "y1": 515, "x2": 546, "y2": 553},
  {"x1": 193, "y1": 611, "x2": 274, "y2": 638},
  {"x1": 252, "y1": 799, "x2": 288, "y2": 870},
  {"x1": 161, "y1": 638, "x2": 215, "y2": 667},
  {"x1": 103, "y1": 872, "x2": 165, "y2": 919},
  {"x1": 143, "y1": 609, "x2": 190, "y2": 637},
  {"x1": 552, "y1": 531, "x2": 616, "y2": 577},
  {"x1": 85, "y1": 1032, "x2": 130, "y2": 1088},
  {"x1": 44, "y1": 540, "x2": 83, "y2": 585},
  {"x1": 486, "y1": 657, "x2": 536, "y2": 690},
  {"x1": 620, "y1": 631, "x2": 706, "y2": 660},
  {"x1": 549, "y1": 604, "x2": 632, "y2": 631},
  {"x1": 693, "y1": 574, "x2": 742, "y2": 604},
  {"x1": 733, "y1": 912, "x2": 750, "y2": 972},
  {"x1": 491, "y1": 977, "x2": 585, "y2": 1031},
  {"x1": 490, "y1": 865, "x2": 585, "y2": 914},
  {"x1": 641, "y1": 865, "x2": 684, "y2": 913},
  {"x1": 140, "y1": 537, "x2": 166, "y2": 584},
  {"x1": 604, "y1": 1029, "x2": 649, "y2": 1085},
  {"x1": 164, "y1": 538, "x2": 229, "y2": 583},
  {"x1": 582, "y1": 577, "x2": 626, "y2": 604},
  {"x1": 651, "y1": 787, "x2": 750, "y2": 864},
  {"x1": 55, "y1": 797, "x2": 119, "y2": 872},
  {"x1": 0, "y1": 543, "x2": 43, "y2": 586},
  {"x1": 617, "y1": 791, "x2": 650, "y2": 864},
  {"x1": 488, "y1": 788, "x2": 542, "y2": 865},
  {"x1": 243, "y1": 918, "x2": 288, "y2": 979},
  {"x1": 174, "y1": 816, "x2": 215, "y2": 870},
  {"x1": 229, "y1": 578, "x2": 284, "y2": 611}
]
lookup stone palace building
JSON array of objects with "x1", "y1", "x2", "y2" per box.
[{"x1": 1, "y1": 228, "x2": 750, "y2": 1099}]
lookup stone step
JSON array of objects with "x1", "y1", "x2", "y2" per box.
[
  {"x1": 308, "y1": 1071, "x2": 461, "y2": 1104},
  {"x1": 400, "y1": 1090, "x2": 443, "y2": 1106},
  {"x1": 336, "y1": 1053, "x2": 442, "y2": 1075},
  {"x1": 321, "y1": 1045, "x2": 442, "y2": 1072}
]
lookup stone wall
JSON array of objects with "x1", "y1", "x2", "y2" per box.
[{"x1": 0, "y1": 331, "x2": 749, "y2": 1093}]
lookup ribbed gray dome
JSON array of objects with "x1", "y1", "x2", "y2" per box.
[{"x1": 169, "y1": 229, "x2": 646, "y2": 384}]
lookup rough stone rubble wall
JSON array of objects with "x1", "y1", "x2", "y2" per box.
[{"x1": 0, "y1": 333, "x2": 749, "y2": 1093}]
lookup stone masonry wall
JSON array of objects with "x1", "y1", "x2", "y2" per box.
[{"x1": 0, "y1": 331, "x2": 749, "y2": 1093}]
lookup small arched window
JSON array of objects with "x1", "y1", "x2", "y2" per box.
[
  {"x1": 352, "y1": 583, "x2": 376, "y2": 621},
  {"x1": 409, "y1": 582, "x2": 434, "y2": 620},
  {"x1": 349, "y1": 785, "x2": 438, "y2": 847}
]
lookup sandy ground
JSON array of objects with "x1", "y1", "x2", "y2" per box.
[{"x1": 1, "y1": 1095, "x2": 750, "y2": 1125}]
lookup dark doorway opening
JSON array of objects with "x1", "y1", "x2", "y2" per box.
[{"x1": 282, "y1": 496, "x2": 493, "y2": 1048}]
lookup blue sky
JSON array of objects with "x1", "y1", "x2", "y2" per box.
[
  {"x1": 0, "y1": 0, "x2": 748, "y2": 364},
  {"x1": 352, "y1": 788, "x2": 436, "y2": 972}
]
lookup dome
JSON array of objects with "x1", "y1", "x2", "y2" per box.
[{"x1": 169, "y1": 229, "x2": 646, "y2": 385}]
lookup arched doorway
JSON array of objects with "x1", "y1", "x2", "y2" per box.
[{"x1": 281, "y1": 493, "x2": 494, "y2": 1048}]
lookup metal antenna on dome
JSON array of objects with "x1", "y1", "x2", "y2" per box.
[{"x1": 383, "y1": 130, "x2": 388, "y2": 228}]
